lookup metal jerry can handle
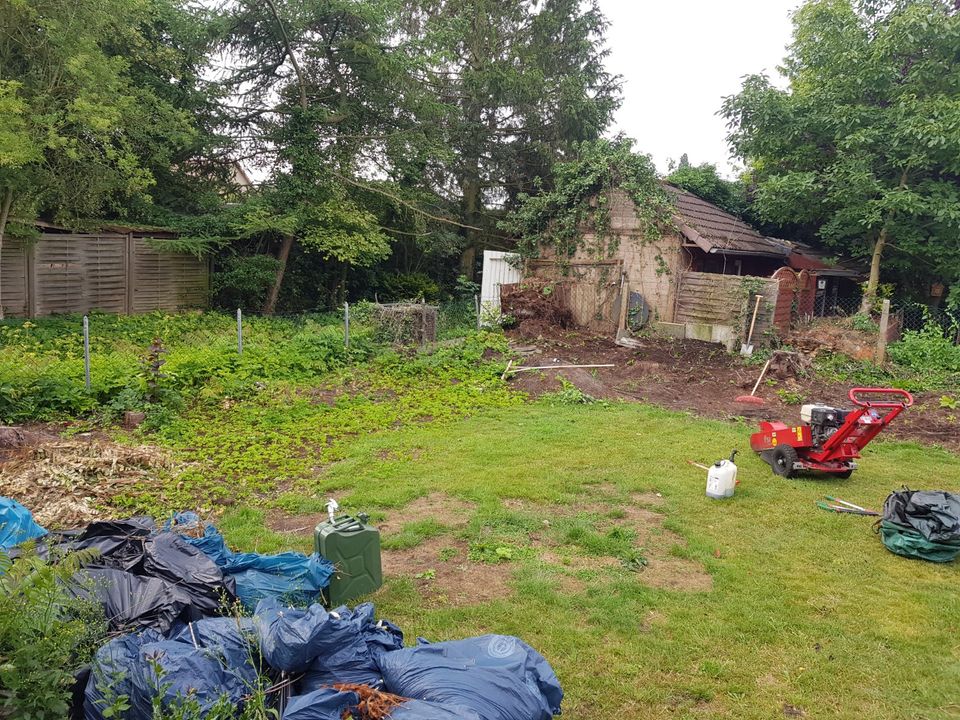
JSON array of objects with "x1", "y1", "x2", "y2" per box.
[{"x1": 331, "y1": 515, "x2": 364, "y2": 532}]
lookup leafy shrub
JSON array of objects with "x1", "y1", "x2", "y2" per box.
[
  {"x1": 0, "y1": 547, "x2": 108, "y2": 719},
  {"x1": 850, "y1": 313, "x2": 879, "y2": 333},
  {"x1": 541, "y1": 378, "x2": 600, "y2": 405},
  {"x1": 211, "y1": 254, "x2": 280, "y2": 313},
  {"x1": 375, "y1": 271, "x2": 441, "y2": 302},
  {"x1": 888, "y1": 319, "x2": 960, "y2": 377}
]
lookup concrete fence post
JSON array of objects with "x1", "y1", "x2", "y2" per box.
[
  {"x1": 237, "y1": 308, "x2": 243, "y2": 355},
  {"x1": 82, "y1": 315, "x2": 91, "y2": 391},
  {"x1": 344, "y1": 302, "x2": 350, "y2": 349},
  {"x1": 876, "y1": 299, "x2": 891, "y2": 363}
]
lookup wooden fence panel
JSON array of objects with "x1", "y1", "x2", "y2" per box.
[
  {"x1": 674, "y1": 271, "x2": 779, "y2": 333},
  {"x1": 0, "y1": 232, "x2": 208, "y2": 317},
  {"x1": 0, "y1": 237, "x2": 29, "y2": 317},
  {"x1": 33, "y1": 234, "x2": 127, "y2": 316},
  {"x1": 131, "y1": 238, "x2": 208, "y2": 313}
]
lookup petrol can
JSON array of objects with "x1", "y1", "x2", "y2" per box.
[
  {"x1": 706, "y1": 450, "x2": 738, "y2": 499},
  {"x1": 315, "y1": 514, "x2": 383, "y2": 606}
]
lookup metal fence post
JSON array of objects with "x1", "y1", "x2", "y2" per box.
[
  {"x1": 475, "y1": 293, "x2": 481, "y2": 330},
  {"x1": 344, "y1": 301, "x2": 350, "y2": 348},
  {"x1": 237, "y1": 308, "x2": 243, "y2": 355},
  {"x1": 82, "y1": 315, "x2": 91, "y2": 391}
]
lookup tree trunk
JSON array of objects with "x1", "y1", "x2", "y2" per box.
[
  {"x1": 860, "y1": 169, "x2": 909, "y2": 314},
  {"x1": 459, "y1": 173, "x2": 481, "y2": 280},
  {"x1": 0, "y1": 189, "x2": 13, "y2": 321},
  {"x1": 263, "y1": 234, "x2": 294, "y2": 315},
  {"x1": 860, "y1": 226, "x2": 887, "y2": 314}
]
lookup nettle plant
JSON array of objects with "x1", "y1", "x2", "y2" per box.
[{"x1": 502, "y1": 137, "x2": 676, "y2": 275}]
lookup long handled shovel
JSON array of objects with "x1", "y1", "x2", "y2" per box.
[{"x1": 740, "y1": 294, "x2": 763, "y2": 357}]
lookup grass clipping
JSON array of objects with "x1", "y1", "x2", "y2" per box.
[{"x1": 0, "y1": 439, "x2": 170, "y2": 528}]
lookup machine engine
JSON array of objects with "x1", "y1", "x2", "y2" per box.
[{"x1": 800, "y1": 404, "x2": 849, "y2": 447}]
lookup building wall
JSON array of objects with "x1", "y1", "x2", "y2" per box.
[{"x1": 528, "y1": 189, "x2": 687, "y2": 333}]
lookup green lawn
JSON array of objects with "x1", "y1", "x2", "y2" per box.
[{"x1": 203, "y1": 399, "x2": 959, "y2": 720}]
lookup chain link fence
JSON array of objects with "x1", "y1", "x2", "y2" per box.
[{"x1": 809, "y1": 291, "x2": 959, "y2": 345}]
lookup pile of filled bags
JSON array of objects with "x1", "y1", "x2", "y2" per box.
[
  {"x1": 1, "y1": 498, "x2": 564, "y2": 719},
  {"x1": 84, "y1": 599, "x2": 563, "y2": 720}
]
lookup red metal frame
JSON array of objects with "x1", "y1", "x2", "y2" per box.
[{"x1": 750, "y1": 388, "x2": 914, "y2": 475}]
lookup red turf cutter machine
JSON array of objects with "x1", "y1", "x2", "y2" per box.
[{"x1": 750, "y1": 387, "x2": 914, "y2": 478}]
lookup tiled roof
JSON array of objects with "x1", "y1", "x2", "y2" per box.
[{"x1": 666, "y1": 186, "x2": 789, "y2": 258}]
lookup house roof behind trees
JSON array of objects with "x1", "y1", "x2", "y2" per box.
[{"x1": 666, "y1": 185, "x2": 789, "y2": 259}]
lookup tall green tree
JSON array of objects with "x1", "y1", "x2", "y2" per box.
[
  {"x1": 722, "y1": 0, "x2": 960, "y2": 309},
  {"x1": 413, "y1": 0, "x2": 622, "y2": 276},
  {"x1": 214, "y1": 0, "x2": 442, "y2": 312},
  {"x1": 0, "y1": 0, "x2": 211, "y2": 317}
]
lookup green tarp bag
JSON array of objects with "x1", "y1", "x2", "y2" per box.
[{"x1": 878, "y1": 489, "x2": 960, "y2": 563}]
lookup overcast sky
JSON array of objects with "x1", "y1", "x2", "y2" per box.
[{"x1": 598, "y1": 0, "x2": 800, "y2": 177}]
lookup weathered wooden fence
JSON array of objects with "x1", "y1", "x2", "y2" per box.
[
  {"x1": 673, "y1": 271, "x2": 780, "y2": 334},
  {"x1": 0, "y1": 231, "x2": 208, "y2": 318}
]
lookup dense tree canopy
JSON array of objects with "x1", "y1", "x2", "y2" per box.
[
  {"x1": 412, "y1": 0, "x2": 621, "y2": 276},
  {"x1": 722, "y1": 0, "x2": 960, "y2": 308},
  {"x1": 666, "y1": 161, "x2": 747, "y2": 218},
  {"x1": 0, "y1": 0, "x2": 217, "y2": 317}
]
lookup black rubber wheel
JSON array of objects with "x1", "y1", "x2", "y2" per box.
[
  {"x1": 835, "y1": 468, "x2": 854, "y2": 479},
  {"x1": 771, "y1": 445, "x2": 798, "y2": 478}
]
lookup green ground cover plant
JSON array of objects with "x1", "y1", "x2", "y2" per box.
[{"x1": 0, "y1": 303, "x2": 479, "y2": 424}]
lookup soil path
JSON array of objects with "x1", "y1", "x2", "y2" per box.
[{"x1": 506, "y1": 329, "x2": 959, "y2": 454}]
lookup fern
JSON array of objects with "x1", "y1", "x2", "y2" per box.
[{"x1": 0, "y1": 544, "x2": 108, "y2": 719}]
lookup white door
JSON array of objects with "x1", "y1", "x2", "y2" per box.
[{"x1": 480, "y1": 250, "x2": 521, "y2": 322}]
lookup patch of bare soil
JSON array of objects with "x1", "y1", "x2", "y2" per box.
[
  {"x1": 530, "y1": 488, "x2": 713, "y2": 593},
  {"x1": 382, "y1": 537, "x2": 510, "y2": 607},
  {"x1": 0, "y1": 437, "x2": 171, "y2": 528},
  {"x1": 266, "y1": 510, "x2": 326, "y2": 534},
  {"x1": 505, "y1": 328, "x2": 960, "y2": 454},
  {"x1": 377, "y1": 493, "x2": 475, "y2": 535}
]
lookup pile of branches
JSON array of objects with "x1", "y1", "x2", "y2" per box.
[
  {"x1": 500, "y1": 280, "x2": 573, "y2": 338},
  {"x1": 334, "y1": 684, "x2": 408, "y2": 720},
  {"x1": 0, "y1": 439, "x2": 171, "y2": 527}
]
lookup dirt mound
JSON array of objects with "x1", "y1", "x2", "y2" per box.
[
  {"x1": 504, "y1": 327, "x2": 960, "y2": 453},
  {"x1": 787, "y1": 318, "x2": 878, "y2": 361},
  {"x1": 501, "y1": 280, "x2": 573, "y2": 338},
  {"x1": 0, "y1": 438, "x2": 171, "y2": 528}
]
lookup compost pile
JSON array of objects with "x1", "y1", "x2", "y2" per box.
[{"x1": 0, "y1": 500, "x2": 564, "y2": 720}]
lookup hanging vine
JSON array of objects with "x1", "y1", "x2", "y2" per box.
[{"x1": 501, "y1": 137, "x2": 676, "y2": 263}]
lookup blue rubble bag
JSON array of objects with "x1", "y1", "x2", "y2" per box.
[
  {"x1": 84, "y1": 618, "x2": 259, "y2": 720},
  {"x1": 378, "y1": 634, "x2": 563, "y2": 720},
  {"x1": 282, "y1": 688, "x2": 359, "y2": 720},
  {"x1": 254, "y1": 598, "x2": 403, "y2": 689},
  {"x1": 0, "y1": 496, "x2": 47, "y2": 551}
]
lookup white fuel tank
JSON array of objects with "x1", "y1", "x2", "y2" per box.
[{"x1": 706, "y1": 451, "x2": 738, "y2": 499}]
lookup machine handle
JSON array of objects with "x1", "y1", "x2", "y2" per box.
[{"x1": 848, "y1": 387, "x2": 914, "y2": 408}]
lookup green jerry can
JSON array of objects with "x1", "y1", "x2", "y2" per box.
[{"x1": 315, "y1": 513, "x2": 383, "y2": 606}]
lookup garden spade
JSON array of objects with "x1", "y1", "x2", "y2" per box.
[{"x1": 740, "y1": 294, "x2": 763, "y2": 357}]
